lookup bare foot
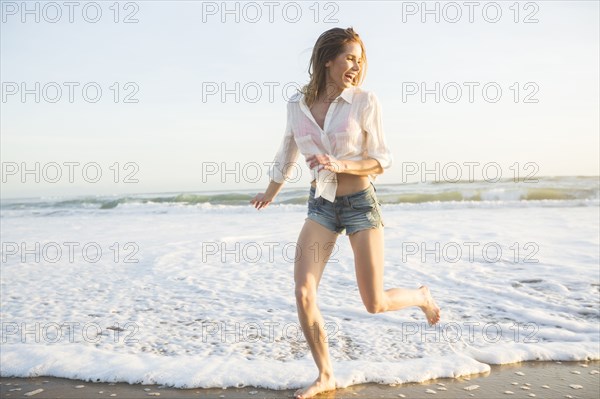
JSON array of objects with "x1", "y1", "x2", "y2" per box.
[
  {"x1": 294, "y1": 374, "x2": 336, "y2": 399},
  {"x1": 418, "y1": 285, "x2": 441, "y2": 325}
]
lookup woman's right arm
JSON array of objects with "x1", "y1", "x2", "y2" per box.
[{"x1": 250, "y1": 102, "x2": 299, "y2": 210}]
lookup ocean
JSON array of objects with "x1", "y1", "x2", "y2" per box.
[{"x1": 1, "y1": 175, "x2": 598, "y2": 389}]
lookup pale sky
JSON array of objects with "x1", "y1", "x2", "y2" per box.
[{"x1": 1, "y1": 0, "x2": 598, "y2": 198}]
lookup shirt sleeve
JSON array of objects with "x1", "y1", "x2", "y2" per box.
[
  {"x1": 363, "y1": 91, "x2": 393, "y2": 171},
  {"x1": 268, "y1": 102, "x2": 300, "y2": 183}
]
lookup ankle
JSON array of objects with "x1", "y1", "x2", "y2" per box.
[
  {"x1": 418, "y1": 286, "x2": 428, "y2": 306},
  {"x1": 319, "y1": 370, "x2": 334, "y2": 380}
]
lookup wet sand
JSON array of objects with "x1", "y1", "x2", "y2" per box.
[{"x1": 1, "y1": 360, "x2": 598, "y2": 398}]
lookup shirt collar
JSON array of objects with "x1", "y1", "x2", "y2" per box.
[{"x1": 337, "y1": 86, "x2": 355, "y2": 104}]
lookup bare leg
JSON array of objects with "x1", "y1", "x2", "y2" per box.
[
  {"x1": 293, "y1": 219, "x2": 339, "y2": 399},
  {"x1": 349, "y1": 227, "x2": 441, "y2": 324}
]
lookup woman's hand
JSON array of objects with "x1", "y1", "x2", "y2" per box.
[
  {"x1": 306, "y1": 154, "x2": 346, "y2": 174},
  {"x1": 250, "y1": 192, "x2": 274, "y2": 210}
]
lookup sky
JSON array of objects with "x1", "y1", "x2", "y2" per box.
[{"x1": 1, "y1": 0, "x2": 599, "y2": 198}]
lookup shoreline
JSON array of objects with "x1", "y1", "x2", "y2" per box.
[{"x1": 1, "y1": 360, "x2": 598, "y2": 398}]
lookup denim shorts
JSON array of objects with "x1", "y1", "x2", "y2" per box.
[{"x1": 305, "y1": 182, "x2": 385, "y2": 236}]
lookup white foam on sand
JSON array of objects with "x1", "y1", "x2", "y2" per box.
[
  {"x1": 1, "y1": 202, "x2": 598, "y2": 389},
  {"x1": 0, "y1": 345, "x2": 489, "y2": 389}
]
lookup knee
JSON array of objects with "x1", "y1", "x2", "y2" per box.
[
  {"x1": 295, "y1": 285, "x2": 317, "y2": 308},
  {"x1": 365, "y1": 300, "x2": 387, "y2": 314}
]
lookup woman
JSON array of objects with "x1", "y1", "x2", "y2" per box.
[{"x1": 250, "y1": 27, "x2": 441, "y2": 399}]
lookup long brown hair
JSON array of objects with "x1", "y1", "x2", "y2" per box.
[{"x1": 300, "y1": 27, "x2": 367, "y2": 108}]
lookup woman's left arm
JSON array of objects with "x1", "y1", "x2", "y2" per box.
[
  {"x1": 306, "y1": 155, "x2": 381, "y2": 176},
  {"x1": 340, "y1": 158, "x2": 383, "y2": 175},
  {"x1": 361, "y1": 91, "x2": 393, "y2": 175}
]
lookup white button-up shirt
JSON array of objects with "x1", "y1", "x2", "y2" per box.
[{"x1": 268, "y1": 85, "x2": 393, "y2": 202}]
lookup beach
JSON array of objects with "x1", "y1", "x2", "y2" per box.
[
  {"x1": 1, "y1": 177, "x2": 599, "y2": 392},
  {"x1": 1, "y1": 361, "x2": 599, "y2": 398}
]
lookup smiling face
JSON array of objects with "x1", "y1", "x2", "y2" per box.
[{"x1": 324, "y1": 41, "x2": 363, "y2": 97}]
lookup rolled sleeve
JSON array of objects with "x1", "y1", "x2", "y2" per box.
[
  {"x1": 268, "y1": 102, "x2": 300, "y2": 183},
  {"x1": 363, "y1": 91, "x2": 393, "y2": 171}
]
